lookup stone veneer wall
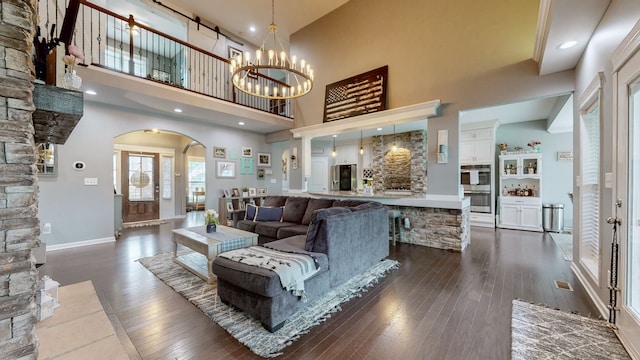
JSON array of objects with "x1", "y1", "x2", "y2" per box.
[
  {"x1": 372, "y1": 130, "x2": 426, "y2": 195},
  {"x1": 0, "y1": 0, "x2": 40, "y2": 358},
  {"x1": 391, "y1": 206, "x2": 470, "y2": 252}
]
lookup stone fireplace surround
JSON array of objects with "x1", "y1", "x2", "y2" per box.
[{"x1": 1, "y1": 0, "x2": 41, "y2": 358}]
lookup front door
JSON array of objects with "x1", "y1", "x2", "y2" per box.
[
  {"x1": 122, "y1": 151, "x2": 159, "y2": 223},
  {"x1": 615, "y1": 44, "x2": 640, "y2": 355}
]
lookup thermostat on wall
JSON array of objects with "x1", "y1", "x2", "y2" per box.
[{"x1": 72, "y1": 161, "x2": 86, "y2": 170}]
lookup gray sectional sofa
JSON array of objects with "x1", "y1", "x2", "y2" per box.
[{"x1": 211, "y1": 195, "x2": 389, "y2": 331}]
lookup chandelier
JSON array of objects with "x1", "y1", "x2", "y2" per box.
[{"x1": 229, "y1": 0, "x2": 314, "y2": 99}]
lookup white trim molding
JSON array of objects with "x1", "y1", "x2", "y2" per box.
[
  {"x1": 571, "y1": 262, "x2": 608, "y2": 319},
  {"x1": 47, "y1": 237, "x2": 116, "y2": 251},
  {"x1": 612, "y1": 18, "x2": 640, "y2": 71},
  {"x1": 291, "y1": 100, "x2": 440, "y2": 139},
  {"x1": 533, "y1": 0, "x2": 553, "y2": 65},
  {"x1": 578, "y1": 71, "x2": 605, "y2": 107}
]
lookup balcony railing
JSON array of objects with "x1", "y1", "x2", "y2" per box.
[{"x1": 67, "y1": 0, "x2": 292, "y2": 118}]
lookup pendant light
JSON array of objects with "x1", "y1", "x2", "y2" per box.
[
  {"x1": 391, "y1": 125, "x2": 397, "y2": 151},
  {"x1": 359, "y1": 130, "x2": 364, "y2": 155}
]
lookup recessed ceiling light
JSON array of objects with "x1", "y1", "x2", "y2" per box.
[
  {"x1": 85, "y1": 90, "x2": 97, "y2": 95},
  {"x1": 238, "y1": 121, "x2": 245, "y2": 125},
  {"x1": 174, "y1": 108, "x2": 182, "y2": 113},
  {"x1": 249, "y1": 26, "x2": 256, "y2": 32},
  {"x1": 377, "y1": 128, "x2": 383, "y2": 131},
  {"x1": 558, "y1": 40, "x2": 578, "y2": 50}
]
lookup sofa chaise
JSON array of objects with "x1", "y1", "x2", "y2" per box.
[{"x1": 211, "y1": 196, "x2": 389, "y2": 331}]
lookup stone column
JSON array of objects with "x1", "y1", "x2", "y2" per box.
[{"x1": 0, "y1": 0, "x2": 40, "y2": 358}]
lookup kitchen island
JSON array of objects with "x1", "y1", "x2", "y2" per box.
[{"x1": 306, "y1": 191, "x2": 471, "y2": 252}]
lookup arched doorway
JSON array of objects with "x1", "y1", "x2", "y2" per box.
[{"x1": 114, "y1": 130, "x2": 205, "y2": 225}]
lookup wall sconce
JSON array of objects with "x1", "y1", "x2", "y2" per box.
[
  {"x1": 437, "y1": 129, "x2": 448, "y2": 164},
  {"x1": 332, "y1": 135, "x2": 337, "y2": 157}
]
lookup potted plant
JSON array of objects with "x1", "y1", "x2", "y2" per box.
[
  {"x1": 242, "y1": 187, "x2": 249, "y2": 197},
  {"x1": 204, "y1": 209, "x2": 220, "y2": 233}
]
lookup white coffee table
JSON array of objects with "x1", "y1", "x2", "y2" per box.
[{"x1": 171, "y1": 225, "x2": 258, "y2": 283}]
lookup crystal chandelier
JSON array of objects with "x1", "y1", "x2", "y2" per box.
[{"x1": 229, "y1": 0, "x2": 314, "y2": 99}]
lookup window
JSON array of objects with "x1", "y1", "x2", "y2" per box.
[
  {"x1": 578, "y1": 73, "x2": 603, "y2": 282},
  {"x1": 162, "y1": 156, "x2": 173, "y2": 199},
  {"x1": 187, "y1": 156, "x2": 205, "y2": 203},
  {"x1": 128, "y1": 154, "x2": 155, "y2": 201},
  {"x1": 105, "y1": 47, "x2": 147, "y2": 76}
]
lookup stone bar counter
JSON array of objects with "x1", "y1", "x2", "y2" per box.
[{"x1": 307, "y1": 192, "x2": 471, "y2": 252}]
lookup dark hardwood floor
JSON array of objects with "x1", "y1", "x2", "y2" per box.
[{"x1": 38, "y1": 214, "x2": 599, "y2": 359}]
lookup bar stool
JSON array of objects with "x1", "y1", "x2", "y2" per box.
[{"x1": 388, "y1": 209, "x2": 401, "y2": 246}]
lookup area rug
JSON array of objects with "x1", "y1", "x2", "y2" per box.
[
  {"x1": 549, "y1": 232, "x2": 573, "y2": 261},
  {"x1": 511, "y1": 300, "x2": 630, "y2": 359},
  {"x1": 138, "y1": 252, "x2": 399, "y2": 358}
]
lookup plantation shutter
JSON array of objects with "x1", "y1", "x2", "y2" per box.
[{"x1": 580, "y1": 103, "x2": 600, "y2": 279}]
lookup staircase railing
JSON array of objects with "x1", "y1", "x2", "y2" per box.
[{"x1": 67, "y1": 0, "x2": 292, "y2": 118}]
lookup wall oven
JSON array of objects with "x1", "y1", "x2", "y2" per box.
[{"x1": 461, "y1": 165, "x2": 492, "y2": 213}]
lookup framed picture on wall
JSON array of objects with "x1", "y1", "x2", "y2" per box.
[
  {"x1": 216, "y1": 160, "x2": 236, "y2": 178},
  {"x1": 242, "y1": 147, "x2": 253, "y2": 157},
  {"x1": 228, "y1": 46, "x2": 242, "y2": 60},
  {"x1": 557, "y1": 151, "x2": 573, "y2": 161},
  {"x1": 258, "y1": 152, "x2": 271, "y2": 167},
  {"x1": 214, "y1": 147, "x2": 226, "y2": 158}
]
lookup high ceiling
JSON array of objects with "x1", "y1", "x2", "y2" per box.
[{"x1": 83, "y1": 0, "x2": 611, "y2": 135}]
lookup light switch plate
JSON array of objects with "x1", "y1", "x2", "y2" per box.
[
  {"x1": 270, "y1": 179, "x2": 277, "y2": 184},
  {"x1": 84, "y1": 177, "x2": 98, "y2": 185}
]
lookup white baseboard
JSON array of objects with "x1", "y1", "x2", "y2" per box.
[
  {"x1": 618, "y1": 331, "x2": 640, "y2": 360},
  {"x1": 47, "y1": 237, "x2": 116, "y2": 251},
  {"x1": 570, "y1": 262, "x2": 608, "y2": 319}
]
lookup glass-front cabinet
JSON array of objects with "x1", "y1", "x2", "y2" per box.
[{"x1": 498, "y1": 153, "x2": 543, "y2": 231}]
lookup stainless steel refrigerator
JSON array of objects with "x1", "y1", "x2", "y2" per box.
[{"x1": 331, "y1": 164, "x2": 357, "y2": 191}]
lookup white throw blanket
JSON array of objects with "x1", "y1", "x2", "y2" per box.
[{"x1": 219, "y1": 246, "x2": 320, "y2": 301}]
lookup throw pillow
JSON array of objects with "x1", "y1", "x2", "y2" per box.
[
  {"x1": 244, "y1": 204, "x2": 257, "y2": 220},
  {"x1": 254, "y1": 206, "x2": 284, "y2": 222}
]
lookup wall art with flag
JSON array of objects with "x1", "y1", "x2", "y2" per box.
[{"x1": 323, "y1": 66, "x2": 388, "y2": 122}]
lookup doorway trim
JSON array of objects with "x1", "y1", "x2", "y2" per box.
[
  {"x1": 610, "y1": 18, "x2": 640, "y2": 360},
  {"x1": 114, "y1": 144, "x2": 176, "y2": 220}
]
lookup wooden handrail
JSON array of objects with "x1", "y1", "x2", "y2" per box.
[{"x1": 77, "y1": 0, "x2": 287, "y2": 87}]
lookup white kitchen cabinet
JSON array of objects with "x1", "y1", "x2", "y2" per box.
[
  {"x1": 498, "y1": 153, "x2": 543, "y2": 232},
  {"x1": 460, "y1": 139, "x2": 493, "y2": 164},
  {"x1": 460, "y1": 126, "x2": 495, "y2": 165},
  {"x1": 499, "y1": 197, "x2": 542, "y2": 231},
  {"x1": 499, "y1": 153, "x2": 541, "y2": 178},
  {"x1": 460, "y1": 128, "x2": 493, "y2": 141},
  {"x1": 335, "y1": 144, "x2": 358, "y2": 164}
]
